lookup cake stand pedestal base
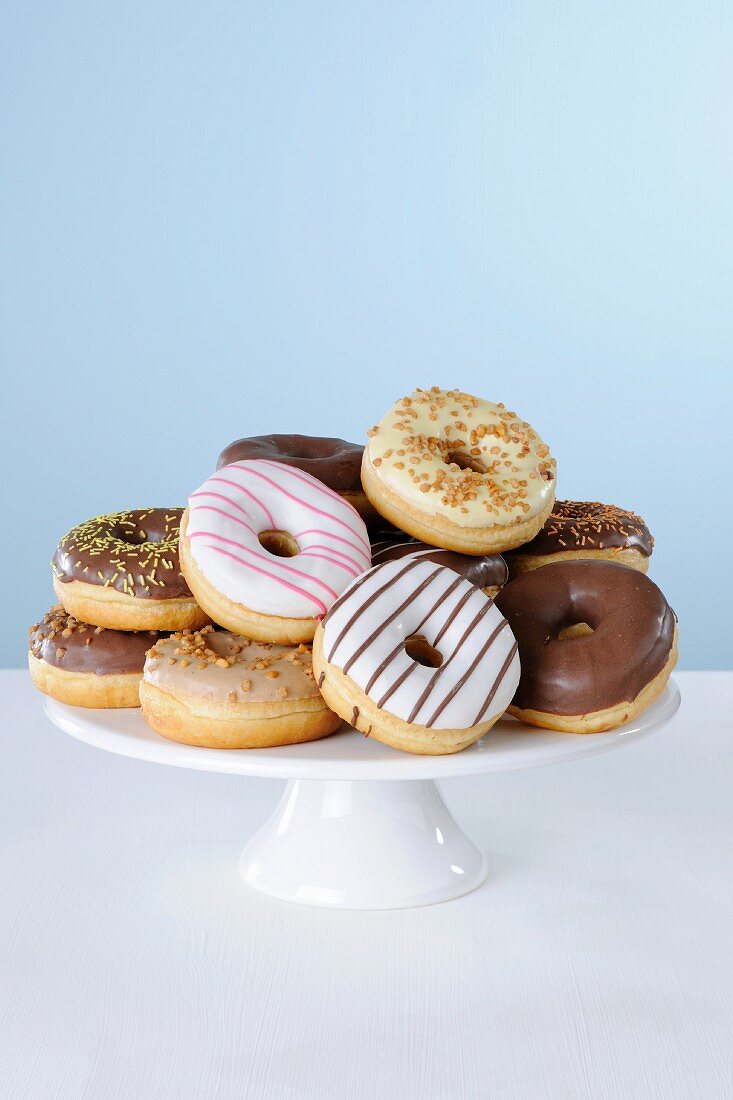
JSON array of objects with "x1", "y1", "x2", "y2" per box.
[{"x1": 239, "y1": 777, "x2": 486, "y2": 910}]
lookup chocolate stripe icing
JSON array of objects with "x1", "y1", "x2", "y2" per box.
[
  {"x1": 364, "y1": 575, "x2": 463, "y2": 695},
  {"x1": 325, "y1": 558, "x2": 423, "y2": 663},
  {"x1": 407, "y1": 602, "x2": 495, "y2": 724},
  {"x1": 342, "y1": 566, "x2": 444, "y2": 674},
  {"x1": 423, "y1": 619, "x2": 509, "y2": 727},
  {"x1": 472, "y1": 641, "x2": 519, "y2": 724},
  {"x1": 321, "y1": 559, "x2": 520, "y2": 731}
]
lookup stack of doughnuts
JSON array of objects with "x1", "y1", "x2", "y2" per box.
[
  {"x1": 141, "y1": 457, "x2": 370, "y2": 746},
  {"x1": 29, "y1": 386, "x2": 678, "y2": 752},
  {"x1": 30, "y1": 508, "x2": 206, "y2": 708}
]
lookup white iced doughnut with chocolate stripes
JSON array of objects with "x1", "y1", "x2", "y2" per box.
[
  {"x1": 312, "y1": 558, "x2": 520, "y2": 755},
  {"x1": 362, "y1": 387, "x2": 557, "y2": 555},
  {"x1": 179, "y1": 460, "x2": 371, "y2": 644}
]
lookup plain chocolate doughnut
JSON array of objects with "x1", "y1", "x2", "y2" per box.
[
  {"x1": 495, "y1": 561, "x2": 677, "y2": 733},
  {"x1": 216, "y1": 434, "x2": 376, "y2": 520}
]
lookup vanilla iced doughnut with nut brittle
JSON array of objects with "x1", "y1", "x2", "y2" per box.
[
  {"x1": 362, "y1": 387, "x2": 557, "y2": 555},
  {"x1": 312, "y1": 558, "x2": 520, "y2": 755},
  {"x1": 179, "y1": 460, "x2": 371, "y2": 643}
]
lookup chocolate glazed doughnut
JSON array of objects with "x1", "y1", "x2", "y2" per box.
[
  {"x1": 370, "y1": 536, "x2": 508, "y2": 596},
  {"x1": 52, "y1": 508, "x2": 208, "y2": 632},
  {"x1": 28, "y1": 605, "x2": 164, "y2": 708},
  {"x1": 506, "y1": 501, "x2": 653, "y2": 576},
  {"x1": 216, "y1": 434, "x2": 378, "y2": 522},
  {"x1": 495, "y1": 561, "x2": 677, "y2": 733}
]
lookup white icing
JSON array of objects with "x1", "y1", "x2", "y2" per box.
[
  {"x1": 322, "y1": 559, "x2": 520, "y2": 730},
  {"x1": 187, "y1": 460, "x2": 371, "y2": 618}
]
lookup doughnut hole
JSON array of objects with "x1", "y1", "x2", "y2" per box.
[
  {"x1": 258, "y1": 530, "x2": 300, "y2": 558},
  {"x1": 556, "y1": 622, "x2": 595, "y2": 641},
  {"x1": 446, "y1": 450, "x2": 487, "y2": 474},
  {"x1": 111, "y1": 523, "x2": 151, "y2": 545},
  {"x1": 404, "y1": 634, "x2": 443, "y2": 668}
]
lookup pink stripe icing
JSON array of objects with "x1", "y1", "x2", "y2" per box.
[
  {"x1": 294, "y1": 528, "x2": 370, "y2": 561},
  {"x1": 298, "y1": 552, "x2": 359, "y2": 575},
  {"x1": 190, "y1": 504, "x2": 257, "y2": 535},
  {"x1": 187, "y1": 459, "x2": 371, "y2": 618},
  {"x1": 199, "y1": 543, "x2": 328, "y2": 615},
  {"x1": 206, "y1": 475, "x2": 276, "y2": 527},
  {"x1": 189, "y1": 530, "x2": 339, "y2": 601},
  {"x1": 229, "y1": 464, "x2": 370, "y2": 551}
]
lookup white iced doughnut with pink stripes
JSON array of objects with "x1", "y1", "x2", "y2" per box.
[{"x1": 179, "y1": 460, "x2": 372, "y2": 642}]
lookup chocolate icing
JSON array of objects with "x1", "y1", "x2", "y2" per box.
[
  {"x1": 495, "y1": 561, "x2": 675, "y2": 715},
  {"x1": 216, "y1": 434, "x2": 364, "y2": 493},
  {"x1": 29, "y1": 606, "x2": 162, "y2": 675},
  {"x1": 514, "y1": 501, "x2": 653, "y2": 558},
  {"x1": 370, "y1": 536, "x2": 508, "y2": 590},
  {"x1": 52, "y1": 508, "x2": 192, "y2": 600}
]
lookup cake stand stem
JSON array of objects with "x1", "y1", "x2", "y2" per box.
[{"x1": 238, "y1": 777, "x2": 487, "y2": 910}]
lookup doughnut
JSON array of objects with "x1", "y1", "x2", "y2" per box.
[
  {"x1": 362, "y1": 387, "x2": 556, "y2": 554},
  {"x1": 495, "y1": 561, "x2": 677, "y2": 733},
  {"x1": 139, "y1": 626, "x2": 341, "y2": 748},
  {"x1": 370, "y1": 534, "x2": 508, "y2": 596},
  {"x1": 52, "y1": 508, "x2": 208, "y2": 632},
  {"x1": 179, "y1": 460, "x2": 371, "y2": 643},
  {"x1": 505, "y1": 501, "x2": 653, "y2": 576},
  {"x1": 312, "y1": 558, "x2": 520, "y2": 755},
  {"x1": 217, "y1": 434, "x2": 377, "y2": 522},
  {"x1": 28, "y1": 605, "x2": 163, "y2": 708}
]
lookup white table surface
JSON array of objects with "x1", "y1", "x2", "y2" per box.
[{"x1": 1, "y1": 670, "x2": 731, "y2": 1100}]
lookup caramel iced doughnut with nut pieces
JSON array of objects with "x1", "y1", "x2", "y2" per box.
[
  {"x1": 495, "y1": 561, "x2": 677, "y2": 733},
  {"x1": 52, "y1": 508, "x2": 208, "y2": 632},
  {"x1": 28, "y1": 605, "x2": 164, "y2": 708},
  {"x1": 140, "y1": 626, "x2": 341, "y2": 748},
  {"x1": 362, "y1": 387, "x2": 556, "y2": 555},
  {"x1": 505, "y1": 501, "x2": 653, "y2": 576},
  {"x1": 313, "y1": 558, "x2": 520, "y2": 755}
]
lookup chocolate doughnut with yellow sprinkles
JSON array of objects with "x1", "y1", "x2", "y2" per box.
[
  {"x1": 52, "y1": 508, "x2": 209, "y2": 631},
  {"x1": 505, "y1": 501, "x2": 653, "y2": 576}
]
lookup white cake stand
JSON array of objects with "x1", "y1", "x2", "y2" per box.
[{"x1": 44, "y1": 680, "x2": 680, "y2": 910}]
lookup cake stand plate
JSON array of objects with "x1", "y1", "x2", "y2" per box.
[{"x1": 44, "y1": 680, "x2": 680, "y2": 910}]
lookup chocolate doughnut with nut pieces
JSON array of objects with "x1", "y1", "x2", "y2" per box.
[
  {"x1": 362, "y1": 387, "x2": 556, "y2": 555},
  {"x1": 313, "y1": 558, "x2": 520, "y2": 755},
  {"x1": 505, "y1": 500, "x2": 653, "y2": 576},
  {"x1": 140, "y1": 626, "x2": 341, "y2": 748},
  {"x1": 495, "y1": 560, "x2": 677, "y2": 733},
  {"x1": 217, "y1": 433, "x2": 377, "y2": 522},
  {"x1": 370, "y1": 533, "x2": 508, "y2": 597},
  {"x1": 52, "y1": 508, "x2": 208, "y2": 632},
  {"x1": 28, "y1": 605, "x2": 164, "y2": 708}
]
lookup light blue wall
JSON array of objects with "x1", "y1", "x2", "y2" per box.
[{"x1": 2, "y1": 2, "x2": 731, "y2": 668}]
